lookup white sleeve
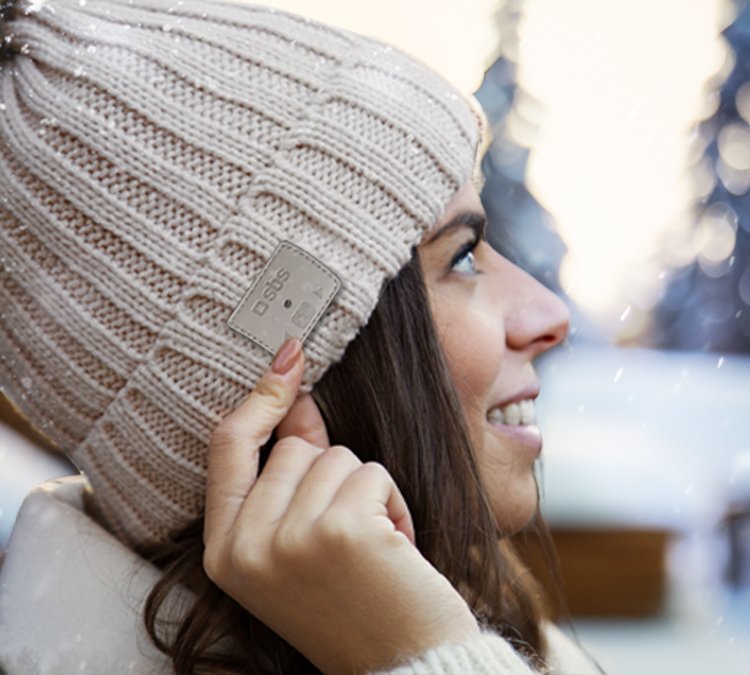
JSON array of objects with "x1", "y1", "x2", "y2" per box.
[
  {"x1": 369, "y1": 630, "x2": 538, "y2": 675},
  {"x1": 542, "y1": 621, "x2": 601, "y2": 674}
]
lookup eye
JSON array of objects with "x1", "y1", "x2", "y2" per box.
[{"x1": 451, "y1": 240, "x2": 480, "y2": 275}]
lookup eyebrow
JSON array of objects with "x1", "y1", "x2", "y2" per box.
[{"x1": 423, "y1": 210, "x2": 487, "y2": 245}]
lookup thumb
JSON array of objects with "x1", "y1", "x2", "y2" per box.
[{"x1": 205, "y1": 338, "x2": 304, "y2": 544}]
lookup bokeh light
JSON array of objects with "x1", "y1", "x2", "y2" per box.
[
  {"x1": 514, "y1": 0, "x2": 729, "y2": 328},
  {"x1": 696, "y1": 202, "x2": 738, "y2": 265},
  {"x1": 718, "y1": 122, "x2": 750, "y2": 171},
  {"x1": 737, "y1": 81, "x2": 750, "y2": 123}
]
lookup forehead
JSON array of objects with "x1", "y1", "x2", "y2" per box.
[{"x1": 427, "y1": 183, "x2": 485, "y2": 237}]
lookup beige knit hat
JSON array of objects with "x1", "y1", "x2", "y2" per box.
[{"x1": 0, "y1": 0, "x2": 480, "y2": 546}]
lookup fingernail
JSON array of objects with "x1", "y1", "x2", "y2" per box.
[{"x1": 271, "y1": 338, "x2": 302, "y2": 375}]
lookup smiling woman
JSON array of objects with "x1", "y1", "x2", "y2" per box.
[
  {"x1": 1, "y1": 0, "x2": 597, "y2": 673},
  {"x1": 418, "y1": 184, "x2": 570, "y2": 535}
]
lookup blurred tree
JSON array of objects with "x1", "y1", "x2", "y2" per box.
[
  {"x1": 648, "y1": 0, "x2": 750, "y2": 353},
  {"x1": 475, "y1": 0, "x2": 567, "y2": 297}
]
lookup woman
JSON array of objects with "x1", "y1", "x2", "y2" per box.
[{"x1": 0, "y1": 0, "x2": 600, "y2": 672}]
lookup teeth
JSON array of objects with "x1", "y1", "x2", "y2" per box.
[
  {"x1": 487, "y1": 399, "x2": 536, "y2": 426},
  {"x1": 521, "y1": 399, "x2": 536, "y2": 424},
  {"x1": 487, "y1": 408, "x2": 505, "y2": 424}
]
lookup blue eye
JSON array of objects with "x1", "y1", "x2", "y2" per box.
[{"x1": 451, "y1": 242, "x2": 479, "y2": 275}]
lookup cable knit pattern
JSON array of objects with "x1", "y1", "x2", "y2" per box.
[{"x1": 0, "y1": 0, "x2": 478, "y2": 546}]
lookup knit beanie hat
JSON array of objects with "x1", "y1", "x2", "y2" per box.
[{"x1": 0, "y1": 0, "x2": 480, "y2": 547}]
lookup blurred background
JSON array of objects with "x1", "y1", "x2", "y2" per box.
[
  {"x1": 478, "y1": 1, "x2": 750, "y2": 673},
  {"x1": 2, "y1": 0, "x2": 750, "y2": 673}
]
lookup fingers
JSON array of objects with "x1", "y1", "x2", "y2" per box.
[
  {"x1": 239, "y1": 442, "x2": 415, "y2": 555},
  {"x1": 333, "y1": 463, "x2": 416, "y2": 545},
  {"x1": 238, "y1": 436, "x2": 328, "y2": 526},
  {"x1": 277, "y1": 445, "x2": 361, "y2": 527},
  {"x1": 277, "y1": 394, "x2": 331, "y2": 447},
  {"x1": 277, "y1": 453, "x2": 416, "y2": 548},
  {"x1": 205, "y1": 338, "x2": 304, "y2": 546}
]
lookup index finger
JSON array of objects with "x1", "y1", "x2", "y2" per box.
[{"x1": 204, "y1": 338, "x2": 304, "y2": 546}]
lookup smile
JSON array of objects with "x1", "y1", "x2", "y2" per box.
[{"x1": 486, "y1": 399, "x2": 536, "y2": 426}]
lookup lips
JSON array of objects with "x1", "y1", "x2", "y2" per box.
[
  {"x1": 486, "y1": 383, "x2": 540, "y2": 424},
  {"x1": 485, "y1": 386, "x2": 543, "y2": 455}
]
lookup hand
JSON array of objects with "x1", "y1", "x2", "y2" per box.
[{"x1": 203, "y1": 338, "x2": 479, "y2": 675}]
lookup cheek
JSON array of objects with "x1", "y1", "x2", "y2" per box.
[
  {"x1": 431, "y1": 297, "x2": 504, "y2": 424},
  {"x1": 431, "y1": 295, "x2": 538, "y2": 533}
]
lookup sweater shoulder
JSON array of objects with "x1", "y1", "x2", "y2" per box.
[{"x1": 0, "y1": 477, "x2": 172, "y2": 674}]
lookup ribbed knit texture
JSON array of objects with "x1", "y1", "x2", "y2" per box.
[{"x1": 0, "y1": 0, "x2": 478, "y2": 546}]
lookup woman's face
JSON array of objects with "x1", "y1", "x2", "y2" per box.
[{"x1": 418, "y1": 183, "x2": 570, "y2": 534}]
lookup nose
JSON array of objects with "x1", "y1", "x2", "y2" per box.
[{"x1": 502, "y1": 262, "x2": 570, "y2": 357}]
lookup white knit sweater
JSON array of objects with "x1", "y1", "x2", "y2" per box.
[{"x1": 0, "y1": 477, "x2": 599, "y2": 675}]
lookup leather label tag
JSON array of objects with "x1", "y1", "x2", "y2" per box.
[{"x1": 227, "y1": 241, "x2": 341, "y2": 354}]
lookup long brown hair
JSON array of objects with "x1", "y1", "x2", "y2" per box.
[{"x1": 140, "y1": 250, "x2": 558, "y2": 673}]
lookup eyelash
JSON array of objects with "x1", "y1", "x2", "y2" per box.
[{"x1": 450, "y1": 237, "x2": 482, "y2": 275}]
